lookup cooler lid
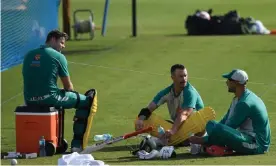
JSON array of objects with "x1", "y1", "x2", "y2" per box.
[{"x1": 14, "y1": 105, "x2": 61, "y2": 113}]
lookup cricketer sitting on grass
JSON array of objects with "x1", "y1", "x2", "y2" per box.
[
  {"x1": 189, "y1": 69, "x2": 271, "y2": 155},
  {"x1": 22, "y1": 30, "x2": 98, "y2": 153},
  {"x1": 134, "y1": 64, "x2": 216, "y2": 147}
]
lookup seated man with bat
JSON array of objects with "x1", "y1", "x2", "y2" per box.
[{"x1": 134, "y1": 64, "x2": 216, "y2": 150}]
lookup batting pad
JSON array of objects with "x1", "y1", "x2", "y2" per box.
[
  {"x1": 82, "y1": 89, "x2": 98, "y2": 150},
  {"x1": 142, "y1": 107, "x2": 216, "y2": 146}
]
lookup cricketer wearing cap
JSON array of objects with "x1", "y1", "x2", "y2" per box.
[
  {"x1": 22, "y1": 30, "x2": 98, "y2": 153},
  {"x1": 134, "y1": 64, "x2": 216, "y2": 146},
  {"x1": 189, "y1": 69, "x2": 271, "y2": 155}
]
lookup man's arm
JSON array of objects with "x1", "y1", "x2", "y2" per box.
[
  {"x1": 138, "y1": 87, "x2": 170, "y2": 120},
  {"x1": 138, "y1": 102, "x2": 157, "y2": 120},
  {"x1": 219, "y1": 109, "x2": 230, "y2": 124},
  {"x1": 170, "y1": 108, "x2": 193, "y2": 134},
  {"x1": 60, "y1": 76, "x2": 74, "y2": 91},
  {"x1": 225, "y1": 102, "x2": 249, "y2": 129},
  {"x1": 170, "y1": 88, "x2": 198, "y2": 134},
  {"x1": 220, "y1": 98, "x2": 236, "y2": 124},
  {"x1": 135, "y1": 102, "x2": 157, "y2": 130},
  {"x1": 58, "y1": 54, "x2": 74, "y2": 91},
  {"x1": 136, "y1": 86, "x2": 171, "y2": 127}
]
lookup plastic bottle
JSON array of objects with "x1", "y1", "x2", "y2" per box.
[
  {"x1": 158, "y1": 125, "x2": 165, "y2": 136},
  {"x1": 189, "y1": 132, "x2": 194, "y2": 137},
  {"x1": 3, "y1": 152, "x2": 24, "y2": 159},
  {"x1": 39, "y1": 136, "x2": 46, "y2": 157},
  {"x1": 93, "y1": 134, "x2": 112, "y2": 141}
]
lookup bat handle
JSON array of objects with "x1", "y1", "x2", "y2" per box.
[{"x1": 123, "y1": 126, "x2": 153, "y2": 139}]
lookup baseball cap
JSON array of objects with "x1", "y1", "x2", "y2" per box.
[{"x1": 222, "y1": 69, "x2": 248, "y2": 84}]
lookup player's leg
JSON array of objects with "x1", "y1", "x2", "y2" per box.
[
  {"x1": 53, "y1": 90, "x2": 90, "y2": 109},
  {"x1": 204, "y1": 120, "x2": 263, "y2": 154},
  {"x1": 41, "y1": 89, "x2": 98, "y2": 152},
  {"x1": 141, "y1": 107, "x2": 215, "y2": 146},
  {"x1": 25, "y1": 89, "x2": 98, "y2": 152},
  {"x1": 165, "y1": 120, "x2": 205, "y2": 147},
  {"x1": 70, "y1": 89, "x2": 98, "y2": 152},
  {"x1": 25, "y1": 90, "x2": 90, "y2": 109}
]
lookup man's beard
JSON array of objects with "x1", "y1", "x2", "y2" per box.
[
  {"x1": 179, "y1": 81, "x2": 186, "y2": 87},
  {"x1": 228, "y1": 87, "x2": 236, "y2": 93}
]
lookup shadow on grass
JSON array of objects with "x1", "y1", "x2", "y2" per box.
[
  {"x1": 104, "y1": 153, "x2": 213, "y2": 163},
  {"x1": 253, "y1": 50, "x2": 276, "y2": 54},
  {"x1": 103, "y1": 151, "x2": 254, "y2": 163},
  {"x1": 164, "y1": 33, "x2": 187, "y2": 37},
  {"x1": 63, "y1": 47, "x2": 113, "y2": 55},
  {"x1": 98, "y1": 145, "x2": 138, "y2": 152},
  {"x1": 97, "y1": 143, "x2": 191, "y2": 153},
  {"x1": 63, "y1": 37, "x2": 130, "y2": 55},
  {"x1": 164, "y1": 33, "x2": 266, "y2": 38}
]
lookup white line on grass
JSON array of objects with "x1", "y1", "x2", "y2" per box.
[
  {"x1": 260, "y1": 85, "x2": 274, "y2": 97},
  {"x1": 1, "y1": 92, "x2": 23, "y2": 105},
  {"x1": 2, "y1": 61, "x2": 275, "y2": 105},
  {"x1": 68, "y1": 61, "x2": 276, "y2": 86},
  {"x1": 267, "y1": 99, "x2": 276, "y2": 104}
]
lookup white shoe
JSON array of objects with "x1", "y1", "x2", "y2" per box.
[
  {"x1": 71, "y1": 147, "x2": 83, "y2": 153},
  {"x1": 190, "y1": 144, "x2": 202, "y2": 155}
]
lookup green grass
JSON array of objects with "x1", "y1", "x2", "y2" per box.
[{"x1": 1, "y1": 0, "x2": 276, "y2": 165}]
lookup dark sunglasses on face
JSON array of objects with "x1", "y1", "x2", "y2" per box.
[{"x1": 228, "y1": 78, "x2": 235, "y2": 81}]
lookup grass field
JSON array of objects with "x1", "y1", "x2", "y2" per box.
[{"x1": 1, "y1": 0, "x2": 276, "y2": 165}]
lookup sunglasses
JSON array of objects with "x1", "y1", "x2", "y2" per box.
[{"x1": 228, "y1": 78, "x2": 235, "y2": 81}]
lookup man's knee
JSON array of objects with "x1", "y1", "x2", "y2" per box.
[
  {"x1": 69, "y1": 89, "x2": 97, "y2": 110},
  {"x1": 206, "y1": 120, "x2": 220, "y2": 136},
  {"x1": 78, "y1": 89, "x2": 97, "y2": 110},
  {"x1": 195, "y1": 130, "x2": 206, "y2": 137},
  {"x1": 64, "y1": 90, "x2": 81, "y2": 108}
]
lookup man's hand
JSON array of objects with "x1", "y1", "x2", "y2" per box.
[
  {"x1": 135, "y1": 119, "x2": 144, "y2": 131},
  {"x1": 164, "y1": 129, "x2": 176, "y2": 139},
  {"x1": 170, "y1": 108, "x2": 193, "y2": 135},
  {"x1": 135, "y1": 103, "x2": 157, "y2": 131},
  {"x1": 159, "y1": 129, "x2": 176, "y2": 145}
]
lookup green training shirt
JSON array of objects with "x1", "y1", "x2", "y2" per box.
[
  {"x1": 152, "y1": 82, "x2": 204, "y2": 121},
  {"x1": 22, "y1": 45, "x2": 69, "y2": 102},
  {"x1": 220, "y1": 89, "x2": 271, "y2": 152}
]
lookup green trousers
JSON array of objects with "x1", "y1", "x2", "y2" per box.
[
  {"x1": 203, "y1": 120, "x2": 264, "y2": 155},
  {"x1": 26, "y1": 90, "x2": 91, "y2": 149}
]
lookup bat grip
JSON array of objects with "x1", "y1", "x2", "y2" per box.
[{"x1": 123, "y1": 126, "x2": 153, "y2": 139}]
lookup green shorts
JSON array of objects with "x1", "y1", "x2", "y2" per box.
[{"x1": 26, "y1": 90, "x2": 90, "y2": 109}]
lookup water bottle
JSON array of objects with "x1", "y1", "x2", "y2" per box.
[
  {"x1": 39, "y1": 136, "x2": 46, "y2": 157},
  {"x1": 189, "y1": 132, "x2": 194, "y2": 137},
  {"x1": 158, "y1": 125, "x2": 165, "y2": 136},
  {"x1": 94, "y1": 134, "x2": 112, "y2": 141}
]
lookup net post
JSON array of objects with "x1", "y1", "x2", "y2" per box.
[
  {"x1": 62, "y1": 0, "x2": 71, "y2": 39},
  {"x1": 102, "y1": 0, "x2": 110, "y2": 36},
  {"x1": 132, "y1": 0, "x2": 137, "y2": 37}
]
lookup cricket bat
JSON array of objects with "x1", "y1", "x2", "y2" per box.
[{"x1": 80, "y1": 126, "x2": 153, "y2": 154}]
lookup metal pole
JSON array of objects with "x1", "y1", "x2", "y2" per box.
[
  {"x1": 62, "y1": 0, "x2": 71, "y2": 39},
  {"x1": 102, "y1": 0, "x2": 110, "y2": 36},
  {"x1": 132, "y1": 0, "x2": 137, "y2": 37}
]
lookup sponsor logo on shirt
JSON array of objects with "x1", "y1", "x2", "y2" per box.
[{"x1": 31, "y1": 54, "x2": 41, "y2": 67}]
